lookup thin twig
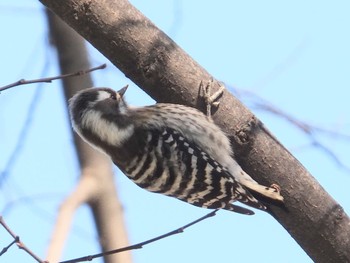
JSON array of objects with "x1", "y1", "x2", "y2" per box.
[
  {"x1": 231, "y1": 87, "x2": 350, "y2": 172},
  {"x1": 59, "y1": 209, "x2": 219, "y2": 263},
  {"x1": 0, "y1": 216, "x2": 47, "y2": 263},
  {"x1": 0, "y1": 63, "x2": 106, "y2": 92},
  {"x1": 0, "y1": 87, "x2": 42, "y2": 186},
  {"x1": 0, "y1": 236, "x2": 18, "y2": 256},
  {"x1": 254, "y1": 103, "x2": 350, "y2": 171}
]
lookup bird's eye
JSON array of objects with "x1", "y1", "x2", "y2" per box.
[{"x1": 110, "y1": 93, "x2": 117, "y2": 100}]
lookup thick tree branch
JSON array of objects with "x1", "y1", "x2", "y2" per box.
[{"x1": 40, "y1": 1, "x2": 350, "y2": 262}]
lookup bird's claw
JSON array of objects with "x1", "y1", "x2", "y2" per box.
[{"x1": 199, "y1": 79, "x2": 225, "y2": 118}]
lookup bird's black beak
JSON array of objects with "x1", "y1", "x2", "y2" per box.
[{"x1": 118, "y1": 85, "x2": 128, "y2": 97}]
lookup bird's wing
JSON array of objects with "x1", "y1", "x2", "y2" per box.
[{"x1": 159, "y1": 127, "x2": 268, "y2": 214}]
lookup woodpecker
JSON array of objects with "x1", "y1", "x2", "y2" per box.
[{"x1": 69, "y1": 82, "x2": 283, "y2": 215}]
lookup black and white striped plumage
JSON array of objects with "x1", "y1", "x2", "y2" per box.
[{"x1": 69, "y1": 86, "x2": 283, "y2": 215}]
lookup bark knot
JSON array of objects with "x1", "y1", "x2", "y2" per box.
[{"x1": 235, "y1": 116, "x2": 260, "y2": 144}]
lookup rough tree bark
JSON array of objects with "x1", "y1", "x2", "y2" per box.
[
  {"x1": 45, "y1": 10, "x2": 132, "y2": 263},
  {"x1": 40, "y1": 1, "x2": 350, "y2": 262}
]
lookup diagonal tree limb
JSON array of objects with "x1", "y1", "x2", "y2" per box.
[{"x1": 39, "y1": 1, "x2": 350, "y2": 262}]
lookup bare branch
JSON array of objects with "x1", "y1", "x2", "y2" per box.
[
  {"x1": 0, "y1": 64, "x2": 106, "y2": 92},
  {"x1": 45, "y1": 10, "x2": 131, "y2": 263},
  {"x1": 59, "y1": 209, "x2": 218, "y2": 263},
  {"x1": 261, "y1": 105, "x2": 350, "y2": 171},
  {"x1": 0, "y1": 87, "x2": 42, "y2": 187},
  {"x1": 0, "y1": 236, "x2": 19, "y2": 257},
  {"x1": 0, "y1": 216, "x2": 47, "y2": 263},
  {"x1": 233, "y1": 87, "x2": 350, "y2": 171},
  {"x1": 45, "y1": 178, "x2": 94, "y2": 262},
  {"x1": 39, "y1": 1, "x2": 350, "y2": 262}
]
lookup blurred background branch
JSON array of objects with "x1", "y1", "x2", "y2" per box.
[{"x1": 45, "y1": 10, "x2": 131, "y2": 263}]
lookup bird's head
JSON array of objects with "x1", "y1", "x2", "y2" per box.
[{"x1": 68, "y1": 86, "x2": 129, "y2": 133}]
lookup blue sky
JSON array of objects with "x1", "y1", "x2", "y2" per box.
[{"x1": 1, "y1": 1, "x2": 349, "y2": 263}]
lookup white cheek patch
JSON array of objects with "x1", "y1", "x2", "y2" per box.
[
  {"x1": 81, "y1": 110, "x2": 134, "y2": 147},
  {"x1": 97, "y1": 90, "x2": 113, "y2": 101}
]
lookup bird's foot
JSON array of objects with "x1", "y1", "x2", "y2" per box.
[{"x1": 199, "y1": 79, "x2": 225, "y2": 118}]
